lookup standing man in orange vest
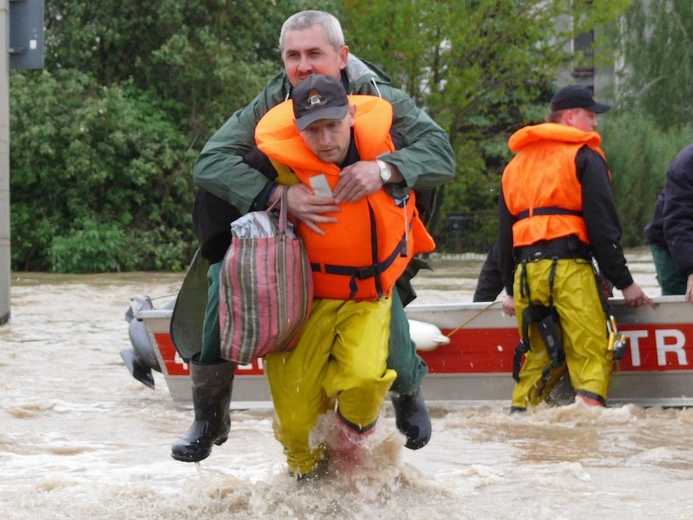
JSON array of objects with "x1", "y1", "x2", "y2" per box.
[
  {"x1": 256, "y1": 74, "x2": 434, "y2": 479},
  {"x1": 497, "y1": 85, "x2": 654, "y2": 411}
]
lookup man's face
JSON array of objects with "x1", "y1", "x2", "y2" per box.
[
  {"x1": 281, "y1": 25, "x2": 349, "y2": 87},
  {"x1": 564, "y1": 108, "x2": 598, "y2": 132},
  {"x1": 298, "y1": 105, "x2": 356, "y2": 164}
]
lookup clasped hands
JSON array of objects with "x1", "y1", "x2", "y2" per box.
[{"x1": 282, "y1": 160, "x2": 385, "y2": 235}]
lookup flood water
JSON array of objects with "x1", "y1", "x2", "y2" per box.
[{"x1": 2, "y1": 249, "x2": 692, "y2": 519}]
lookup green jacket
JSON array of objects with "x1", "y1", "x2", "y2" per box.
[{"x1": 193, "y1": 54, "x2": 456, "y2": 214}]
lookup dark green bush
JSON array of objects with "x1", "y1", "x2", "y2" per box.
[
  {"x1": 48, "y1": 219, "x2": 126, "y2": 273},
  {"x1": 10, "y1": 69, "x2": 195, "y2": 272},
  {"x1": 600, "y1": 112, "x2": 693, "y2": 246}
]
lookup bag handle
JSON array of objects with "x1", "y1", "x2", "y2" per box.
[{"x1": 268, "y1": 186, "x2": 289, "y2": 236}]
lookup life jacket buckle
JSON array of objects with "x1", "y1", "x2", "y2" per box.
[{"x1": 354, "y1": 266, "x2": 377, "y2": 280}]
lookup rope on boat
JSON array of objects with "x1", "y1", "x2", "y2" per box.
[
  {"x1": 445, "y1": 300, "x2": 501, "y2": 339},
  {"x1": 151, "y1": 293, "x2": 178, "y2": 301}
]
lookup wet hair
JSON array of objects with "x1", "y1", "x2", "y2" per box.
[{"x1": 279, "y1": 10, "x2": 345, "y2": 52}]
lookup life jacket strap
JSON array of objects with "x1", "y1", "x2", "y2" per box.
[
  {"x1": 517, "y1": 206, "x2": 583, "y2": 220},
  {"x1": 312, "y1": 234, "x2": 408, "y2": 298}
]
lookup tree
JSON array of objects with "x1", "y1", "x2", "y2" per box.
[
  {"x1": 10, "y1": 0, "x2": 342, "y2": 272},
  {"x1": 43, "y1": 1, "x2": 292, "y2": 145},
  {"x1": 10, "y1": 70, "x2": 193, "y2": 271},
  {"x1": 11, "y1": 1, "x2": 643, "y2": 271},
  {"x1": 342, "y1": 0, "x2": 631, "y2": 244},
  {"x1": 615, "y1": 0, "x2": 693, "y2": 130},
  {"x1": 596, "y1": 0, "x2": 693, "y2": 246},
  {"x1": 599, "y1": 112, "x2": 692, "y2": 246}
]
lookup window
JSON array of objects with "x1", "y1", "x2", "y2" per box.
[{"x1": 572, "y1": 30, "x2": 594, "y2": 77}]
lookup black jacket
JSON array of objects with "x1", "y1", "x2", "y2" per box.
[
  {"x1": 644, "y1": 143, "x2": 693, "y2": 277},
  {"x1": 192, "y1": 148, "x2": 277, "y2": 264}
]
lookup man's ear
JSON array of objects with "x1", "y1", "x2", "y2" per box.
[
  {"x1": 348, "y1": 104, "x2": 357, "y2": 126},
  {"x1": 338, "y1": 45, "x2": 349, "y2": 70}
]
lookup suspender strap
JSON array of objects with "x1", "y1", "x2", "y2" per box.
[
  {"x1": 511, "y1": 257, "x2": 566, "y2": 392},
  {"x1": 512, "y1": 339, "x2": 530, "y2": 383},
  {"x1": 519, "y1": 260, "x2": 530, "y2": 300},
  {"x1": 547, "y1": 257, "x2": 558, "y2": 309}
]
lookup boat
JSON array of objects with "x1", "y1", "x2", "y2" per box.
[{"x1": 122, "y1": 294, "x2": 693, "y2": 409}]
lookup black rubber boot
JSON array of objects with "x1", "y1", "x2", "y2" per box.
[
  {"x1": 171, "y1": 356, "x2": 235, "y2": 462},
  {"x1": 390, "y1": 388, "x2": 431, "y2": 450}
]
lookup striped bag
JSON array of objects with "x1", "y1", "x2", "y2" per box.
[{"x1": 219, "y1": 188, "x2": 313, "y2": 365}]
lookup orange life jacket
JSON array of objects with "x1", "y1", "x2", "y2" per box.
[
  {"x1": 256, "y1": 95, "x2": 435, "y2": 300},
  {"x1": 502, "y1": 123, "x2": 607, "y2": 247}
]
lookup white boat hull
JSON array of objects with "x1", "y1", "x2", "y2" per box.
[{"x1": 131, "y1": 295, "x2": 693, "y2": 409}]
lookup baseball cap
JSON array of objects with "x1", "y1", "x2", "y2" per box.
[
  {"x1": 292, "y1": 75, "x2": 349, "y2": 131},
  {"x1": 550, "y1": 85, "x2": 612, "y2": 113}
]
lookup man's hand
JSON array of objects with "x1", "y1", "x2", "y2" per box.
[
  {"x1": 278, "y1": 184, "x2": 339, "y2": 235},
  {"x1": 621, "y1": 283, "x2": 656, "y2": 309},
  {"x1": 333, "y1": 160, "x2": 383, "y2": 203},
  {"x1": 686, "y1": 274, "x2": 693, "y2": 305},
  {"x1": 333, "y1": 160, "x2": 403, "y2": 203},
  {"x1": 502, "y1": 295, "x2": 516, "y2": 317}
]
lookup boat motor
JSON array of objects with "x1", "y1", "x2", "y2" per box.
[{"x1": 121, "y1": 295, "x2": 173, "y2": 389}]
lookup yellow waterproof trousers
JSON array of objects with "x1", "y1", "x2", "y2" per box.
[
  {"x1": 512, "y1": 258, "x2": 611, "y2": 408},
  {"x1": 264, "y1": 297, "x2": 396, "y2": 476}
]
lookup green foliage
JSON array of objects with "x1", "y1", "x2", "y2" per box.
[
  {"x1": 599, "y1": 0, "x2": 693, "y2": 246},
  {"x1": 616, "y1": 0, "x2": 693, "y2": 130},
  {"x1": 125, "y1": 226, "x2": 191, "y2": 272},
  {"x1": 10, "y1": 69, "x2": 194, "y2": 271},
  {"x1": 43, "y1": 1, "x2": 290, "y2": 144},
  {"x1": 12, "y1": 0, "x2": 677, "y2": 269},
  {"x1": 48, "y1": 219, "x2": 126, "y2": 273},
  {"x1": 9, "y1": 0, "x2": 351, "y2": 272},
  {"x1": 342, "y1": 0, "x2": 631, "y2": 250},
  {"x1": 599, "y1": 112, "x2": 693, "y2": 246}
]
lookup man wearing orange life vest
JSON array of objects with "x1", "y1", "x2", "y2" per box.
[
  {"x1": 255, "y1": 74, "x2": 435, "y2": 479},
  {"x1": 497, "y1": 85, "x2": 654, "y2": 411}
]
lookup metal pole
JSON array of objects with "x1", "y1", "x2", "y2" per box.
[{"x1": 0, "y1": 0, "x2": 11, "y2": 325}]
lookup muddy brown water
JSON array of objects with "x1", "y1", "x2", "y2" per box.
[{"x1": 1, "y1": 249, "x2": 691, "y2": 519}]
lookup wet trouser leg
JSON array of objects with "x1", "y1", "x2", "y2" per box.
[
  {"x1": 650, "y1": 244, "x2": 687, "y2": 295},
  {"x1": 265, "y1": 298, "x2": 396, "y2": 477},
  {"x1": 199, "y1": 260, "x2": 223, "y2": 363},
  {"x1": 386, "y1": 289, "x2": 432, "y2": 449},
  {"x1": 511, "y1": 259, "x2": 610, "y2": 409},
  {"x1": 387, "y1": 290, "x2": 428, "y2": 394}
]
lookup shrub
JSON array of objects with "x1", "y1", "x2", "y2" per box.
[{"x1": 600, "y1": 111, "x2": 693, "y2": 246}]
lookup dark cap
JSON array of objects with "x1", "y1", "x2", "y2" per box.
[
  {"x1": 292, "y1": 75, "x2": 349, "y2": 131},
  {"x1": 550, "y1": 85, "x2": 612, "y2": 113}
]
